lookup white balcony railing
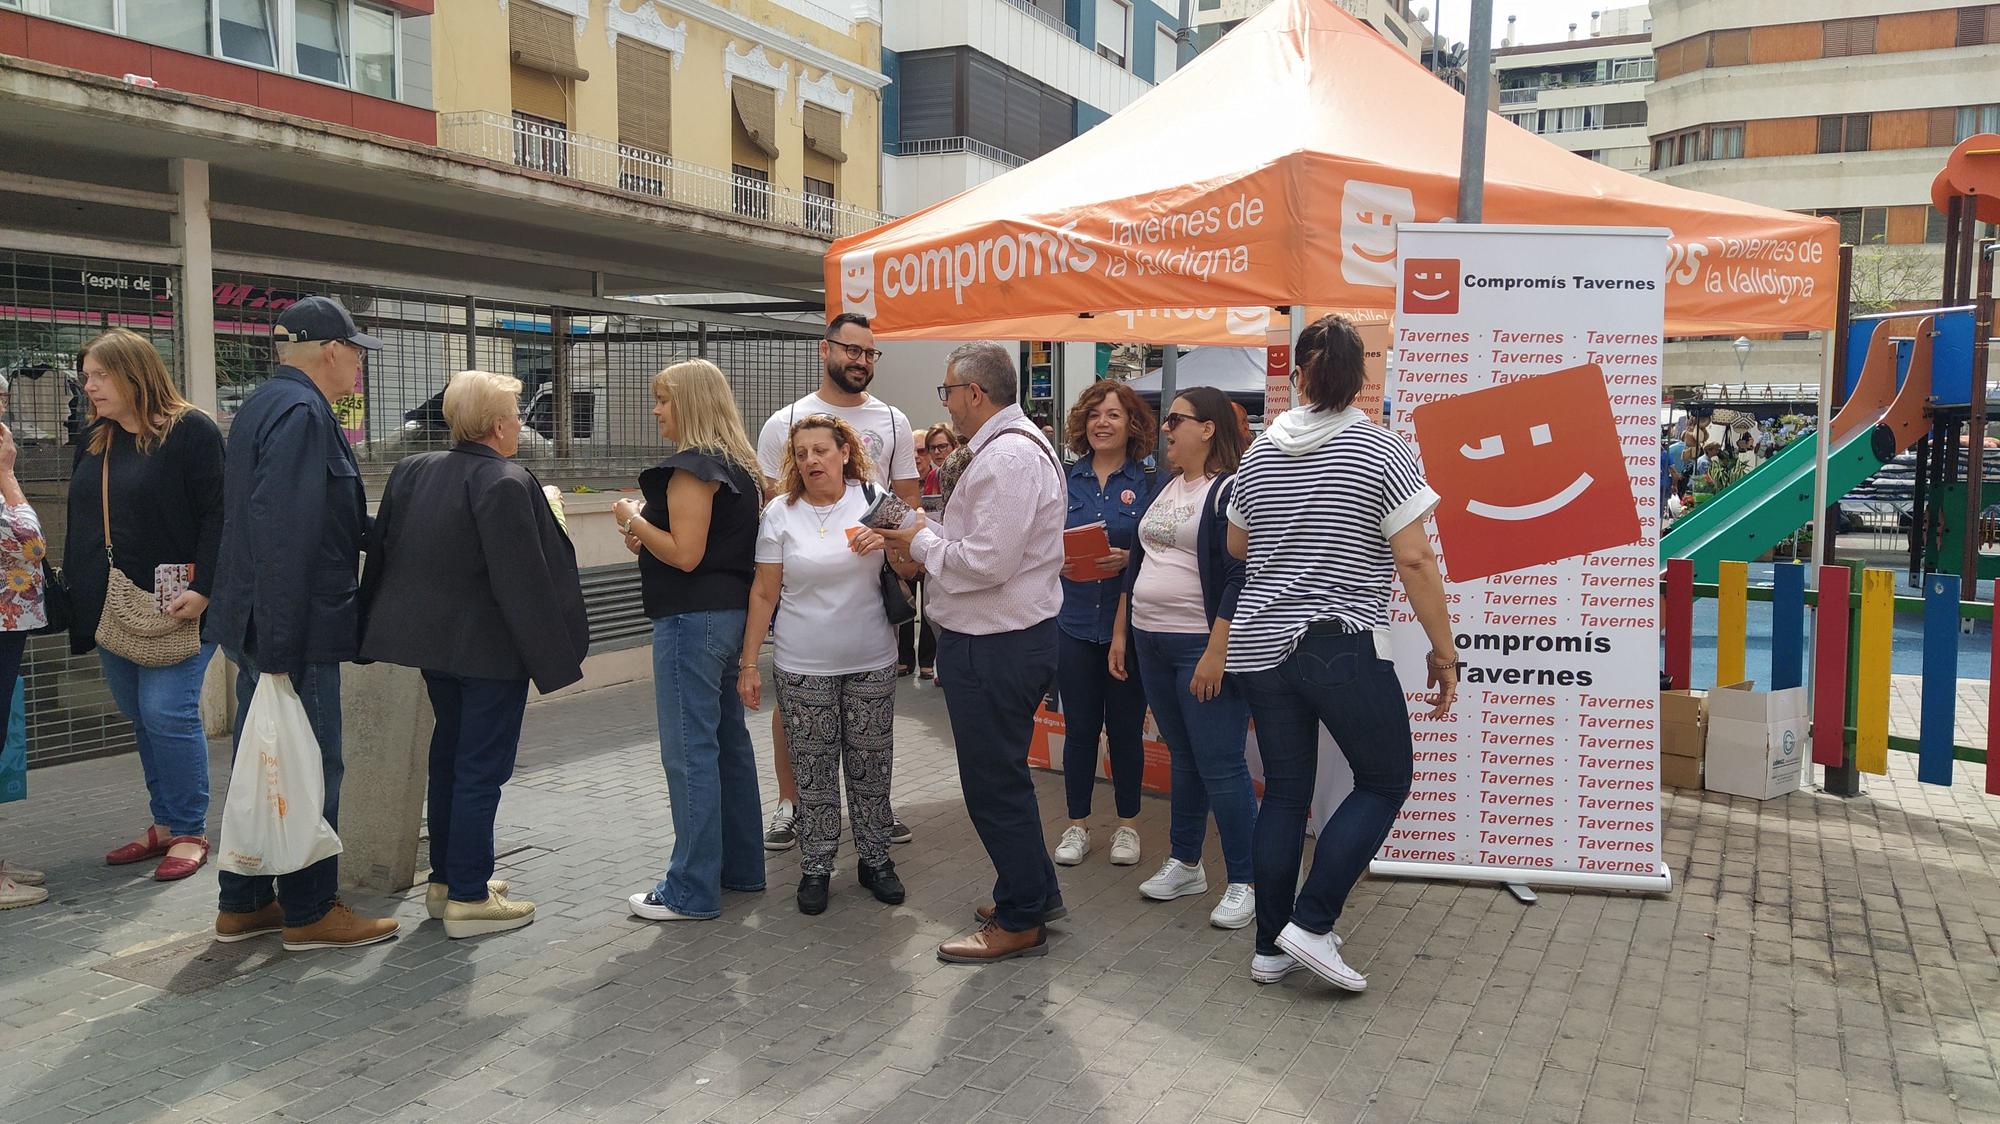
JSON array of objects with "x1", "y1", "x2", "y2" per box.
[
  {"x1": 999, "y1": 0, "x2": 1073, "y2": 36},
  {"x1": 884, "y1": 136, "x2": 1029, "y2": 169},
  {"x1": 439, "y1": 110, "x2": 893, "y2": 241}
]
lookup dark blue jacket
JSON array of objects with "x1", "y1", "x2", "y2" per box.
[
  {"x1": 1120, "y1": 473, "x2": 1244, "y2": 635},
  {"x1": 203, "y1": 367, "x2": 369, "y2": 677},
  {"x1": 1057, "y1": 456, "x2": 1154, "y2": 644}
]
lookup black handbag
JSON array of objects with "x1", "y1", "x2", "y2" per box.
[{"x1": 861, "y1": 483, "x2": 918, "y2": 627}]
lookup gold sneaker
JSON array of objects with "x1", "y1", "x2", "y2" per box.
[
  {"x1": 441, "y1": 893, "x2": 535, "y2": 940},
  {"x1": 426, "y1": 880, "x2": 511, "y2": 920}
]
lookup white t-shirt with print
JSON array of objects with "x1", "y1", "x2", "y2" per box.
[
  {"x1": 755, "y1": 482, "x2": 898, "y2": 676},
  {"x1": 1131, "y1": 473, "x2": 1215, "y2": 635},
  {"x1": 757, "y1": 392, "x2": 918, "y2": 492}
]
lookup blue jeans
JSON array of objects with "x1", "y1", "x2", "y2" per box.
[
  {"x1": 1237, "y1": 630, "x2": 1412, "y2": 956},
  {"x1": 423, "y1": 672, "x2": 530, "y2": 901},
  {"x1": 1056, "y1": 629, "x2": 1147, "y2": 820},
  {"x1": 651, "y1": 610, "x2": 765, "y2": 917},
  {"x1": 99, "y1": 642, "x2": 217, "y2": 838},
  {"x1": 1132, "y1": 628, "x2": 1255, "y2": 884},
  {"x1": 216, "y1": 650, "x2": 345, "y2": 928}
]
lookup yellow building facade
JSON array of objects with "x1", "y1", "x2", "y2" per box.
[{"x1": 433, "y1": 0, "x2": 887, "y2": 239}]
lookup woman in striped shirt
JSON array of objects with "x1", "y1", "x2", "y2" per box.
[{"x1": 1224, "y1": 314, "x2": 1459, "y2": 993}]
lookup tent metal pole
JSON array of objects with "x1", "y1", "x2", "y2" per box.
[
  {"x1": 1160, "y1": 343, "x2": 1179, "y2": 410},
  {"x1": 1456, "y1": 0, "x2": 1494, "y2": 222}
]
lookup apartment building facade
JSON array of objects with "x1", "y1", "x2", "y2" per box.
[
  {"x1": 1646, "y1": 0, "x2": 2000, "y2": 389},
  {"x1": 1495, "y1": 7, "x2": 1654, "y2": 175},
  {"x1": 1190, "y1": 0, "x2": 1426, "y2": 57}
]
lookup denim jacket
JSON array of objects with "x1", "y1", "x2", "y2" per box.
[{"x1": 1057, "y1": 456, "x2": 1154, "y2": 644}]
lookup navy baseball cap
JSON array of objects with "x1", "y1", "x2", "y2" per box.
[{"x1": 273, "y1": 296, "x2": 382, "y2": 350}]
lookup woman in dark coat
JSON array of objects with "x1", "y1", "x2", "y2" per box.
[{"x1": 359, "y1": 370, "x2": 589, "y2": 940}]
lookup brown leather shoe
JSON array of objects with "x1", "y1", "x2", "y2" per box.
[
  {"x1": 215, "y1": 902, "x2": 285, "y2": 943},
  {"x1": 281, "y1": 901, "x2": 400, "y2": 951},
  {"x1": 971, "y1": 897, "x2": 1068, "y2": 927},
  {"x1": 937, "y1": 919, "x2": 1047, "y2": 964}
]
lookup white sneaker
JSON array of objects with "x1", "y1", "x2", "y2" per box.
[
  {"x1": 1210, "y1": 883, "x2": 1255, "y2": 929},
  {"x1": 628, "y1": 891, "x2": 702, "y2": 921},
  {"x1": 1250, "y1": 952, "x2": 1305, "y2": 984},
  {"x1": 1053, "y1": 825, "x2": 1090, "y2": 866},
  {"x1": 1108, "y1": 826, "x2": 1141, "y2": 866},
  {"x1": 763, "y1": 800, "x2": 798, "y2": 852},
  {"x1": 1138, "y1": 858, "x2": 1208, "y2": 901},
  {"x1": 1275, "y1": 922, "x2": 1365, "y2": 991}
]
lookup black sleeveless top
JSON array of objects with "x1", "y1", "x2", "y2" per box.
[{"x1": 636, "y1": 450, "x2": 759, "y2": 619}]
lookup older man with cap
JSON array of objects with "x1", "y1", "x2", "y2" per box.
[
  {"x1": 206, "y1": 296, "x2": 398, "y2": 951},
  {"x1": 854, "y1": 341, "x2": 1066, "y2": 963}
]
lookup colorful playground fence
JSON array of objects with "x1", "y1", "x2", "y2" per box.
[{"x1": 1661, "y1": 557, "x2": 1999, "y2": 796}]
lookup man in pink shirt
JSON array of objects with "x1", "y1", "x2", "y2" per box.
[{"x1": 859, "y1": 341, "x2": 1066, "y2": 963}]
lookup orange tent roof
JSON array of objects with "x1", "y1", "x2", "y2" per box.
[{"x1": 828, "y1": 0, "x2": 1838, "y2": 344}]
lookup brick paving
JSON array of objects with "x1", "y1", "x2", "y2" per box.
[{"x1": 0, "y1": 675, "x2": 1998, "y2": 1123}]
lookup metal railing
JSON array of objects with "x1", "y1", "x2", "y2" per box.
[
  {"x1": 883, "y1": 136, "x2": 1029, "y2": 169},
  {"x1": 439, "y1": 110, "x2": 893, "y2": 241},
  {"x1": 999, "y1": 0, "x2": 1074, "y2": 36}
]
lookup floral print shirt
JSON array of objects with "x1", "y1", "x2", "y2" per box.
[{"x1": 0, "y1": 502, "x2": 48, "y2": 633}]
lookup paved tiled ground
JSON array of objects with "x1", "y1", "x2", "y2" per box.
[{"x1": 1, "y1": 675, "x2": 1998, "y2": 1124}]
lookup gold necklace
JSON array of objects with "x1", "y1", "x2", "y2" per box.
[{"x1": 807, "y1": 496, "x2": 840, "y2": 538}]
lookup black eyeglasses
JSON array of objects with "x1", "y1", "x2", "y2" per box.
[
  {"x1": 827, "y1": 341, "x2": 883, "y2": 363},
  {"x1": 926, "y1": 443, "x2": 953, "y2": 454},
  {"x1": 936, "y1": 383, "x2": 975, "y2": 403},
  {"x1": 1162, "y1": 412, "x2": 1202, "y2": 431}
]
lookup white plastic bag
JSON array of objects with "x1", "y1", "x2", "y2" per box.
[{"x1": 218, "y1": 674, "x2": 343, "y2": 876}]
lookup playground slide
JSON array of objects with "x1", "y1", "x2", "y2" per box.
[{"x1": 1662, "y1": 321, "x2": 1933, "y2": 583}]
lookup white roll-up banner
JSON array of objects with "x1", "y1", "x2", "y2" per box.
[{"x1": 1376, "y1": 224, "x2": 1671, "y2": 894}]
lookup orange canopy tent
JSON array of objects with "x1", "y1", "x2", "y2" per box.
[{"x1": 827, "y1": 0, "x2": 1839, "y2": 344}]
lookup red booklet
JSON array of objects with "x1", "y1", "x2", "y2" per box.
[{"x1": 1063, "y1": 522, "x2": 1120, "y2": 581}]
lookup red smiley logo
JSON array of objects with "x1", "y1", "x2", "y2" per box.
[
  {"x1": 1412, "y1": 363, "x2": 1641, "y2": 581},
  {"x1": 1401, "y1": 258, "x2": 1461, "y2": 315}
]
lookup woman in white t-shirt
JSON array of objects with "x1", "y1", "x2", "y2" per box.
[
  {"x1": 1108, "y1": 387, "x2": 1254, "y2": 930},
  {"x1": 738, "y1": 415, "x2": 914, "y2": 916}
]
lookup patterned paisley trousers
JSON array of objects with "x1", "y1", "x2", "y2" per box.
[{"x1": 773, "y1": 665, "x2": 897, "y2": 877}]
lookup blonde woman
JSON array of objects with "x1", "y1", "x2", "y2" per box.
[
  {"x1": 738, "y1": 415, "x2": 915, "y2": 915},
  {"x1": 616, "y1": 360, "x2": 768, "y2": 922},
  {"x1": 360, "y1": 371, "x2": 589, "y2": 939},
  {"x1": 66, "y1": 329, "x2": 224, "y2": 883}
]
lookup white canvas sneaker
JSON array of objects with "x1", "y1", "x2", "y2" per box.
[
  {"x1": 1138, "y1": 858, "x2": 1208, "y2": 901},
  {"x1": 1275, "y1": 922, "x2": 1366, "y2": 991},
  {"x1": 1108, "y1": 826, "x2": 1141, "y2": 866},
  {"x1": 1251, "y1": 933, "x2": 1340, "y2": 983},
  {"x1": 1209, "y1": 883, "x2": 1255, "y2": 929},
  {"x1": 1053, "y1": 825, "x2": 1090, "y2": 866}
]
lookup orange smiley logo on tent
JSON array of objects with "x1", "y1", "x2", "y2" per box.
[{"x1": 1413, "y1": 363, "x2": 1641, "y2": 581}]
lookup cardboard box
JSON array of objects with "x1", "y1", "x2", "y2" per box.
[
  {"x1": 1704, "y1": 683, "x2": 1807, "y2": 799},
  {"x1": 1660, "y1": 753, "x2": 1703, "y2": 791},
  {"x1": 1660, "y1": 689, "x2": 1708, "y2": 762}
]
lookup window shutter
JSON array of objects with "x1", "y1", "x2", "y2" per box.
[
  {"x1": 1848, "y1": 16, "x2": 1876, "y2": 55},
  {"x1": 510, "y1": 2, "x2": 586, "y2": 81},
  {"x1": 1823, "y1": 18, "x2": 1850, "y2": 57},
  {"x1": 1040, "y1": 90, "x2": 1074, "y2": 158},
  {"x1": 1929, "y1": 107, "x2": 1956, "y2": 148},
  {"x1": 897, "y1": 52, "x2": 956, "y2": 142},
  {"x1": 730, "y1": 80, "x2": 780, "y2": 158},
  {"x1": 511, "y1": 64, "x2": 569, "y2": 123},
  {"x1": 965, "y1": 54, "x2": 1007, "y2": 150},
  {"x1": 1003, "y1": 72, "x2": 1041, "y2": 160},
  {"x1": 1709, "y1": 28, "x2": 1748, "y2": 67},
  {"x1": 1846, "y1": 113, "x2": 1870, "y2": 151},
  {"x1": 1958, "y1": 5, "x2": 1986, "y2": 46},
  {"x1": 1817, "y1": 116, "x2": 1841, "y2": 153},
  {"x1": 617, "y1": 40, "x2": 672, "y2": 155},
  {"x1": 803, "y1": 103, "x2": 846, "y2": 162}
]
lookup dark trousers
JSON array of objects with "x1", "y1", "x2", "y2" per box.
[
  {"x1": 936, "y1": 619, "x2": 1061, "y2": 932},
  {"x1": 422, "y1": 671, "x2": 530, "y2": 901},
  {"x1": 897, "y1": 579, "x2": 938, "y2": 670},
  {"x1": 1238, "y1": 631, "x2": 1413, "y2": 956},
  {"x1": 0, "y1": 631, "x2": 25, "y2": 739},
  {"x1": 1055, "y1": 629, "x2": 1146, "y2": 820},
  {"x1": 216, "y1": 648, "x2": 344, "y2": 928}
]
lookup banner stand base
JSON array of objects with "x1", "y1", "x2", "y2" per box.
[
  {"x1": 1504, "y1": 883, "x2": 1538, "y2": 905},
  {"x1": 1369, "y1": 860, "x2": 1673, "y2": 897}
]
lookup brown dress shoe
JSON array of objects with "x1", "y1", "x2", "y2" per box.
[
  {"x1": 937, "y1": 919, "x2": 1047, "y2": 964},
  {"x1": 214, "y1": 902, "x2": 285, "y2": 944},
  {"x1": 281, "y1": 901, "x2": 400, "y2": 951}
]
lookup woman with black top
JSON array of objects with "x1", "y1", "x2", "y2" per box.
[
  {"x1": 67, "y1": 329, "x2": 226, "y2": 883},
  {"x1": 615, "y1": 359, "x2": 767, "y2": 922}
]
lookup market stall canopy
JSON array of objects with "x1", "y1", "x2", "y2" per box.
[
  {"x1": 827, "y1": 0, "x2": 1838, "y2": 343},
  {"x1": 1129, "y1": 347, "x2": 1266, "y2": 412}
]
